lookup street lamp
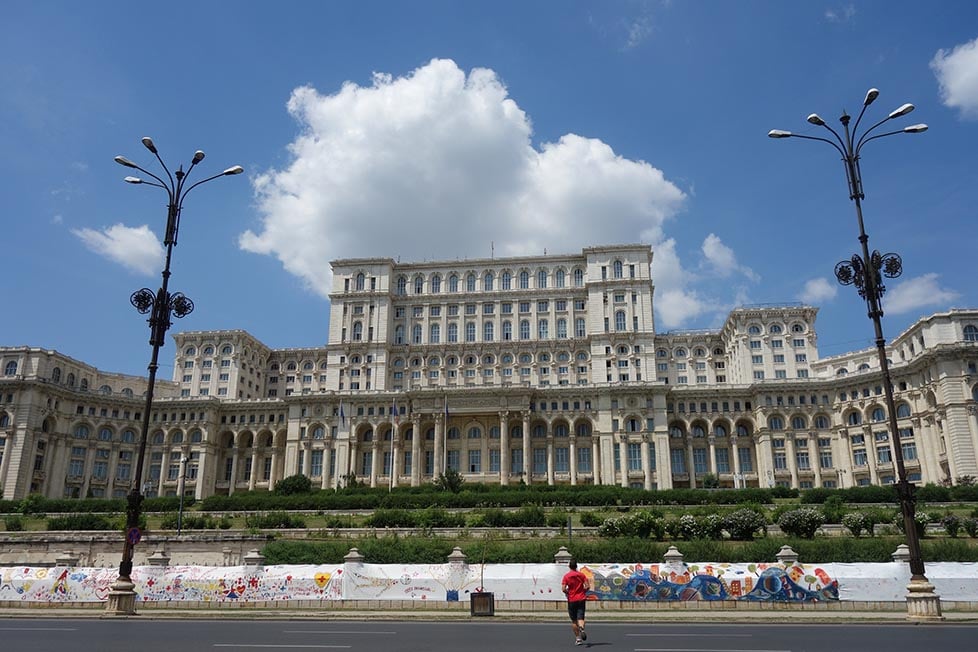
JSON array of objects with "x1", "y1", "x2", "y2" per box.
[
  {"x1": 769, "y1": 89, "x2": 942, "y2": 620},
  {"x1": 104, "y1": 138, "x2": 242, "y2": 616}
]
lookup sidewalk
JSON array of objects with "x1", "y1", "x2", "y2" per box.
[{"x1": 0, "y1": 604, "x2": 973, "y2": 623}]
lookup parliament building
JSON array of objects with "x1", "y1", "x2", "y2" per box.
[{"x1": 2, "y1": 244, "x2": 978, "y2": 501}]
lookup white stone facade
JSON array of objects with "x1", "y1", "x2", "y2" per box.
[{"x1": 2, "y1": 245, "x2": 978, "y2": 501}]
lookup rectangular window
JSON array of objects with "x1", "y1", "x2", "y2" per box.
[
  {"x1": 532, "y1": 448, "x2": 547, "y2": 473},
  {"x1": 819, "y1": 451, "x2": 833, "y2": 468},
  {"x1": 555, "y1": 447, "x2": 569, "y2": 472},
  {"x1": 693, "y1": 448, "x2": 708, "y2": 474},
  {"x1": 853, "y1": 449, "x2": 868, "y2": 466},
  {"x1": 670, "y1": 448, "x2": 687, "y2": 474},
  {"x1": 773, "y1": 451, "x2": 787, "y2": 470},
  {"x1": 627, "y1": 443, "x2": 642, "y2": 471},
  {"x1": 446, "y1": 450, "x2": 460, "y2": 472},
  {"x1": 737, "y1": 447, "x2": 753, "y2": 473},
  {"x1": 488, "y1": 449, "x2": 500, "y2": 472},
  {"x1": 715, "y1": 448, "x2": 730, "y2": 473},
  {"x1": 796, "y1": 451, "x2": 811, "y2": 470},
  {"x1": 510, "y1": 449, "x2": 523, "y2": 474},
  {"x1": 577, "y1": 447, "x2": 592, "y2": 472},
  {"x1": 468, "y1": 449, "x2": 481, "y2": 473}
]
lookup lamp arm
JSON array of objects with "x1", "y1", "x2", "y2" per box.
[
  {"x1": 150, "y1": 150, "x2": 176, "y2": 194},
  {"x1": 855, "y1": 115, "x2": 897, "y2": 153},
  {"x1": 779, "y1": 133, "x2": 847, "y2": 159},
  {"x1": 178, "y1": 170, "x2": 233, "y2": 211},
  {"x1": 856, "y1": 129, "x2": 912, "y2": 156}
]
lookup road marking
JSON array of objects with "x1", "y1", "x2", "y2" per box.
[
  {"x1": 283, "y1": 630, "x2": 396, "y2": 635},
  {"x1": 630, "y1": 634, "x2": 754, "y2": 637},
  {"x1": 635, "y1": 648, "x2": 791, "y2": 652},
  {"x1": 0, "y1": 627, "x2": 78, "y2": 631},
  {"x1": 214, "y1": 645, "x2": 352, "y2": 649}
]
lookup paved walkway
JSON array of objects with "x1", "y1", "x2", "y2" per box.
[{"x1": 0, "y1": 605, "x2": 971, "y2": 623}]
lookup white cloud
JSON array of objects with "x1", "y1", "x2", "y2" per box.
[
  {"x1": 883, "y1": 273, "x2": 960, "y2": 314},
  {"x1": 624, "y1": 16, "x2": 653, "y2": 50},
  {"x1": 240, "y1": 58, "x2": 686, "y2": 300},
  {"x1": 798, "y1": 277, "x2": 838, "y2": 304},
  {"x1": 931, "y1": 36, "x2": 978, "y2": 120},
  {"x1": 700, "y1": 233, "x2": 758, "y2": 282},
  {"x1": 825, "y1": 4, "x2": 856, "y2": 23},
  {"x1": 72, "y1": 224, "x2": 163, "y2": 276}
]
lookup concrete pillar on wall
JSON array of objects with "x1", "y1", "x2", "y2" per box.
[
  {"x1": 619, "y1": 436, "x2": 629, "y2": 488},
  {"x1": 499, "y1": 412, "x2": 510, "y2": 485},
  {"x1": 391, "y1": 424, "x2": 401, "y2": 489},
  {"x1": 522, "y1": 413, "x2": 531, "y2": 485},
  {"x1": 228, "y1": 446, "x2": 240, "y2": 496},
  {"x1": 686, "y1": 440, "x2": 696, "y2": 489},
  {"x1": 569, "y1": 437, "x2": 578, "y2": 486},
  {"x1": 434, "y1": 415, "x2": 444, "y2": 477},
  {"x1": 641, "y1": 435, "x2": 652, "y2": 490},
  {"x1": 411, "y1": 416, "x2": 422, "y2": 487},
  {"x1": 248, "y1": 449, "x2": 259, "y2": 491}
]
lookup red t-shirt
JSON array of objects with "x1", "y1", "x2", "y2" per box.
[{"x1": 562, "y1": 569, "x2": 589, "y2": 602}]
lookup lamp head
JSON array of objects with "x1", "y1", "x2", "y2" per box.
[
  {"x1": 889, "y1": 103, "x2": 914, "y2": 119},
  {"x1": 807, "y1": 113, "x2": 826, "y2": 126},
  {"x1": 864, "y1": 88, "x2": 880, "y2": 106},
  {"x1": 192, "y1": 150, "x2": 205, "y2": 164},
  {"x1": 141, "y1": 137, "x2": 157, "y2": 154},
  {"x1": 124, "y1": 176, "x2": 143, "y2": 184},
  {"x1": 904, "y1": 123, "x2": 928, "y2": 133},
  {"x1": 767, "y1": 129, "x2": 792, "y2": 139},
  {"x1": 114, "y1": 155, "x2": 138, "y2": 168},
  {"x1": 223, "y1": 165, "x2": 245, "y2": 175}
]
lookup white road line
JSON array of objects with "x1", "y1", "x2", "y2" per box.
[
  {"x1": 213, "y1": 645, "x2": 352, "y2": 649},
  {"x1": 635, "y1": 648, "x2": 791, "y2": 652},
  {"x1": 0, "y1": 627, "x2": 77, "y2": 631},
  {"x1": 282, "y1": 630, "x2": 396, "y2": 635},
  {"x1": 629, "y1": 633, "x2": 754, "y2": 637}
]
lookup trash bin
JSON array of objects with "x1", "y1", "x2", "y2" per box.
[{"x1": 470, "y1": 591, "x2": 495, "y2": 616}]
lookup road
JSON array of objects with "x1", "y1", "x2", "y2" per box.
[{"x1": 1, "y1": 620, "x2": 975, "y2": 652}]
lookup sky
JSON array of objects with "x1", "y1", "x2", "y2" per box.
[{"x1": 2, "y1": 1, "x2": 977, "y2": 380}]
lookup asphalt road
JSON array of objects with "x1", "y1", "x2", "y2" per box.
[{"x1": 1, "y1": 620, "x2": 975, "y2": 652}]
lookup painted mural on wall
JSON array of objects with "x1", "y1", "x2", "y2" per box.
[{"x1": 585, "y1": 562, "x2": 838, "y2": 602}]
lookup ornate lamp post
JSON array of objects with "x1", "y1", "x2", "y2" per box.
[
  {"x1": 769, "y1": 89, "x2": 942, "y2": 620},
  {"x1": 104, "y1": 138, "x2": 242, "y2": 616}
]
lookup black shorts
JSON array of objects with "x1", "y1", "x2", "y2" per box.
[{"x1": 567, "y1": 599, "x2": 587, "y2": 621}]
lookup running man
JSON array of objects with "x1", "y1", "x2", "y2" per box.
[{"x1": 561, "y1": 558, "x2": 590, "y2": 646}]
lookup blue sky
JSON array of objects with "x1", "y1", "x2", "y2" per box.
[{"x1": 2, "y1": 1, "x2": 976, "y2": 379}]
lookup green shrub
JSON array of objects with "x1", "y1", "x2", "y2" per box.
[
  {"x1": 598, "y1": 510, "x2": 665, "y2": 540},
  {"x1": 722, "y1": 508, "x2": 766, "y2": 541},
  {"x1": 244, "y1": 511, "x2": 306, "y2": 529},
  {"x1": 274, "y1": 474, "x2": 313, "y2": 495},
  {"x1": 962, "y1": 517, "x2": 978, "y2": 538},
  {"x1": 820, "y1": 495, "x2": 847, "y2": 523},
  {"x1": 579, "y1": 511, "x2": 604, "y2": 527},
  {"x1": 941, "y1": 514, "x2": 962, "y2": 538},
  {"x1": 546, "y1": 510, "x2": 570, "y2": 528},
  {"x1": 777, "y1": 508, "x2": 825, "y2": 539},
  {"x1": 3, "y1": 515, "x2": 25, "y2": 531},
  {"x1": 46, "y1": 514, "x2": 116, "y2": 531},
  {"x1": 159, "y1": 513, "x2": 225, "y2": 530},
  {"x1": 842, "y1": 512, "x2": 869, "y2": 537}
]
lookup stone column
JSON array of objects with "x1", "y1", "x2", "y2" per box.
[
  {"x1": 391, "y1": 424, "x2": 401, "y2": 489},
  {"x1": 248, "y1": 449, "x2": 259, "y2": 491},
  {"x1": 301, "y1": 441, "x2": 312, "y2": 476},
  {"x1": 411, "y1": 416, "x2": 422, "y2": 487},
  {"x1": 370, "y1": 438, "x2": 380, "y2": 488},
  {"x1": 228, "y1": 445, "x2": 240, "y2": 495},
  {"x1": 434, "y1": 414, "x2": 444, "y2": 477},
  {"x1": 269, "y1": 443, "x2": 280, "y2": 489},
  {"x1": 707, "y1": 436, "x2": 717, "y2": 476},
  {"x1": 619, "y1": 436, "x2": 629, "y2": 488},
  {"x1": 591, "y1": 434, "x2": 601, "y2": 485},
  {"x1": 641, "y1": 434, "x2": 652, "y2": 490},
  {"x1": 321, "y1": 444, "x2": 331, "y2": 490},
  {"x1": 522, "y1": 412, "x2": 531, "y2": 485},
  {"x1": 786, "y1": 434, "x2": 799, "y2": 488},
  {"x1": 569, "y1": 436, "x2": 578, "y2": 486},
  {"x1": 686, "y1": 439, "x2": 696, "y2": 489},
  {"x1": 546, "y1": 432, "x2": 555, "y2": 486},
  {"x1": 732, "y1": 439, "x2": 742, "y2": 487},
  {"x1": 499, "y1": 412, "x2": 510, "y2": 485}
]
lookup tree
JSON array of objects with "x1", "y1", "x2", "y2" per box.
[
  {"x1": 433, "y1": 469, "x2": 465, "y2": 493},
  {"x1": 273, "y1": 474, "x2": 312, "y2": 495}
]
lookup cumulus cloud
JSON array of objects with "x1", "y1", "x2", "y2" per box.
[
  {"x1": 883, "y1": 273, "x2": 960, "y2": 314},
  {"x1": 701, "y1": 233, "x2": 758, "y2": 281},
  {"x1": 798, "y1": 277, "x2": 838, "y2": 305},
  {"x1": 825, "y1": 4, "x2": 856, "y2": 23},
  {"x1": 931, "y1": 36, "x2": 978, "y2": 119},
  {"x1": 73, "y1": 224, "x2": 163, "y2": 276},
  {"x1": 241, "y1": 58, "x2": 688, "y2": 314}
]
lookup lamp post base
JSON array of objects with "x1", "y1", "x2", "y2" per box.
[
  {"x1": 906, "y1": 577, "x2": 944, "y2": 621},
  {"x1": 104, "y1": 577, "x2": 139, "y2": 616}
]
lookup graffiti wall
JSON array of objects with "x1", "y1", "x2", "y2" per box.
[{"x1": 1, "y1": 561, "x2": 975, "y2": 604}]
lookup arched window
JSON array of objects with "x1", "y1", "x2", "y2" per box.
[
  {"x1": 396, "y1": 276, "x2": 407, "y2": 295},
  {"x1": 501, "y1": 271, "x2": 511, "y2": 289},
  {"x1": 520, "y1": 320, "x2": 530, "y2": 340},
  {"x1": 431, "y1": 275, "x2": 442, "y2": 293},
  {"x1": 468, "y1": 427, "x2": 482, "y2": 439},
  {"x1": 532, "y1": 424, "x2": 547, "y2": 438},
  {"x1": 768, "y1": 416, "x2": 785, "y2": 431},
  {"x1": 502, "y1": 321, "x2": 513, "y2": 341},
  {"x1": 736, "y1": 424, "x2": 751, "y2": 437},
  {"x1": 519, "y1": 270, "x2": 530, "y2": 289},
  {"x1": 483, "y1": 272, "x2": 494, "y2": 291},
  {"x1": 466, "y1": 273, "x2": 477, "y2": 292},
  {"x1": 538, "y1": 319, "x2": 549, "y2": 339},
  {"x1": 575, "y1": 318, "x2": 586, "y2": 338},
  {"x1": 613, "y1": 260, "x2": 623, "y2": 278},
  {"x1": 447, "y1": 323, "x2": 458, "y2": 342},
  {"x1": 675, "y1": 348, "x2": 687, "y2": 358},
  {"x1": 447, "y1": 427, "x2": 460, "y2": 440},
  {"x1": 191, "y1": 429, "x2": 203, "y2": 443},
  {"x1": 554, "y1": 423, "x2": 569, "y2": 437},
  {"x1": 430, "y1": 324, "x2": 440, "y2": 344},
  {"x1": 414, "y1": 275, "x2": 424, "y2": 294},
  {"x1": 99, "y1": 428, "x2": 112, "y2": 441},
  {"x1": 413, "y1": 324, "x2": 423, "y2": 344},
  {"x1": 791, "y1": 416, "x2": 807, "y2": 430},
  {"x1": 964, "y1": 325, "x2": 978, "y2": 341},
  {"x1": 836, "y1": 368, "x2": 849, "y2": 376},
  {"x1": 483, "y1": 354, "x2": 494, "y2": 364},
  {"x1": 66, "y1": 373, "x2": 75, "y2": 387},
  {"x1": 4, "y1": 361, "x2": 17, "y2": 376},
  {"x1": 669, "y1": 425, "x2": 684, "y2": 438},
  {"x1": 615, "y1": 311, "x2": 626, "y2": 331},
  {"x1": 122, "y1": 430, "x2": 136, "y2": 443},
  {"x1": 573, "y1": 268, "x2": 584, "y2": 287},
  {"x1": 814, "y1": 415, "x2": 830, "y2": 429},
  {"x1": 355, "y1": 273, "x2": 365, "y2": 290},
  {"x1": 204, "y1": 346, "x2": 214, "y2": 355},
  {"x1": 576, "y1": 422, "x2": 592, "y2": 437},
  {"x1": 313, "y1": 426, "x2": 325, "y2": 439},
  {"x1": 484, "y1": 322, "x2": 494, "y2": 342},
  {"x1": 792, "y1": 323, "x2": 805, "y2": 333},
  {"x1": 555, "y1": 269, "x2": 565, "y2": 288},
  {"x1": 556, "y1": 318, "x2": 567, "y2": 339},
  {"x1": 770, "y1": 324, "x2": 783, "y2": 334},
  {"x1": 394, "y1": 325, "x2": 405, "y2": 345},
  {"x1": 465, "y1": 322, "x2": 476, "y2": 342},
  {"x1": 448, "y1": 275, "x2": 459, "y2": 292},
  {"x1": 51, "y1": 367, "x2": 61, "y2": 383},
  {"x1": 222, "y1": 345, "x2": 233, "y2": 355},
  {"x1": 80, "y1": 378, "x2": 88, "y2": 391},
  {"x1": 714, "y1": 424, "x2": 727, "y2": 437},
  {"x1": 537, "y1": 269, "x2": 547, "y2": 288},
  {"x1": 171, "y1": 431, "x2": 184, "y2": 444},
  {"x1": 185, "y1": 346, "x2": 196, "y2": 356},
  {"x1": 871, "y1": 407, "x2": 886, "y2": 422},
  {"x1": 896, "y1": 403, "x2": 912, "y2": 418},
  {"x1": 847, "y1": 412, "x2": 862, "y2": 426},
  {"x1": 692, "y1": 425, "x2": 706, "y2": 437},
  {"x1": 352, "y1": 322, "x2": 363, "y2": 341},
  {"x1": 152, "y1": 432, "x2": 164, "y2": 444},
  {"x1": 748, "y1": 325, "x2": 761, "y2": 335}
]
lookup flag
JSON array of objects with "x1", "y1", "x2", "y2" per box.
[
  {"x1": 392, "y1": 397, "x2": 399, "y2": 425},
  {"x1": 339, "y1": 401, "x2": 346, "y2": 427}
]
